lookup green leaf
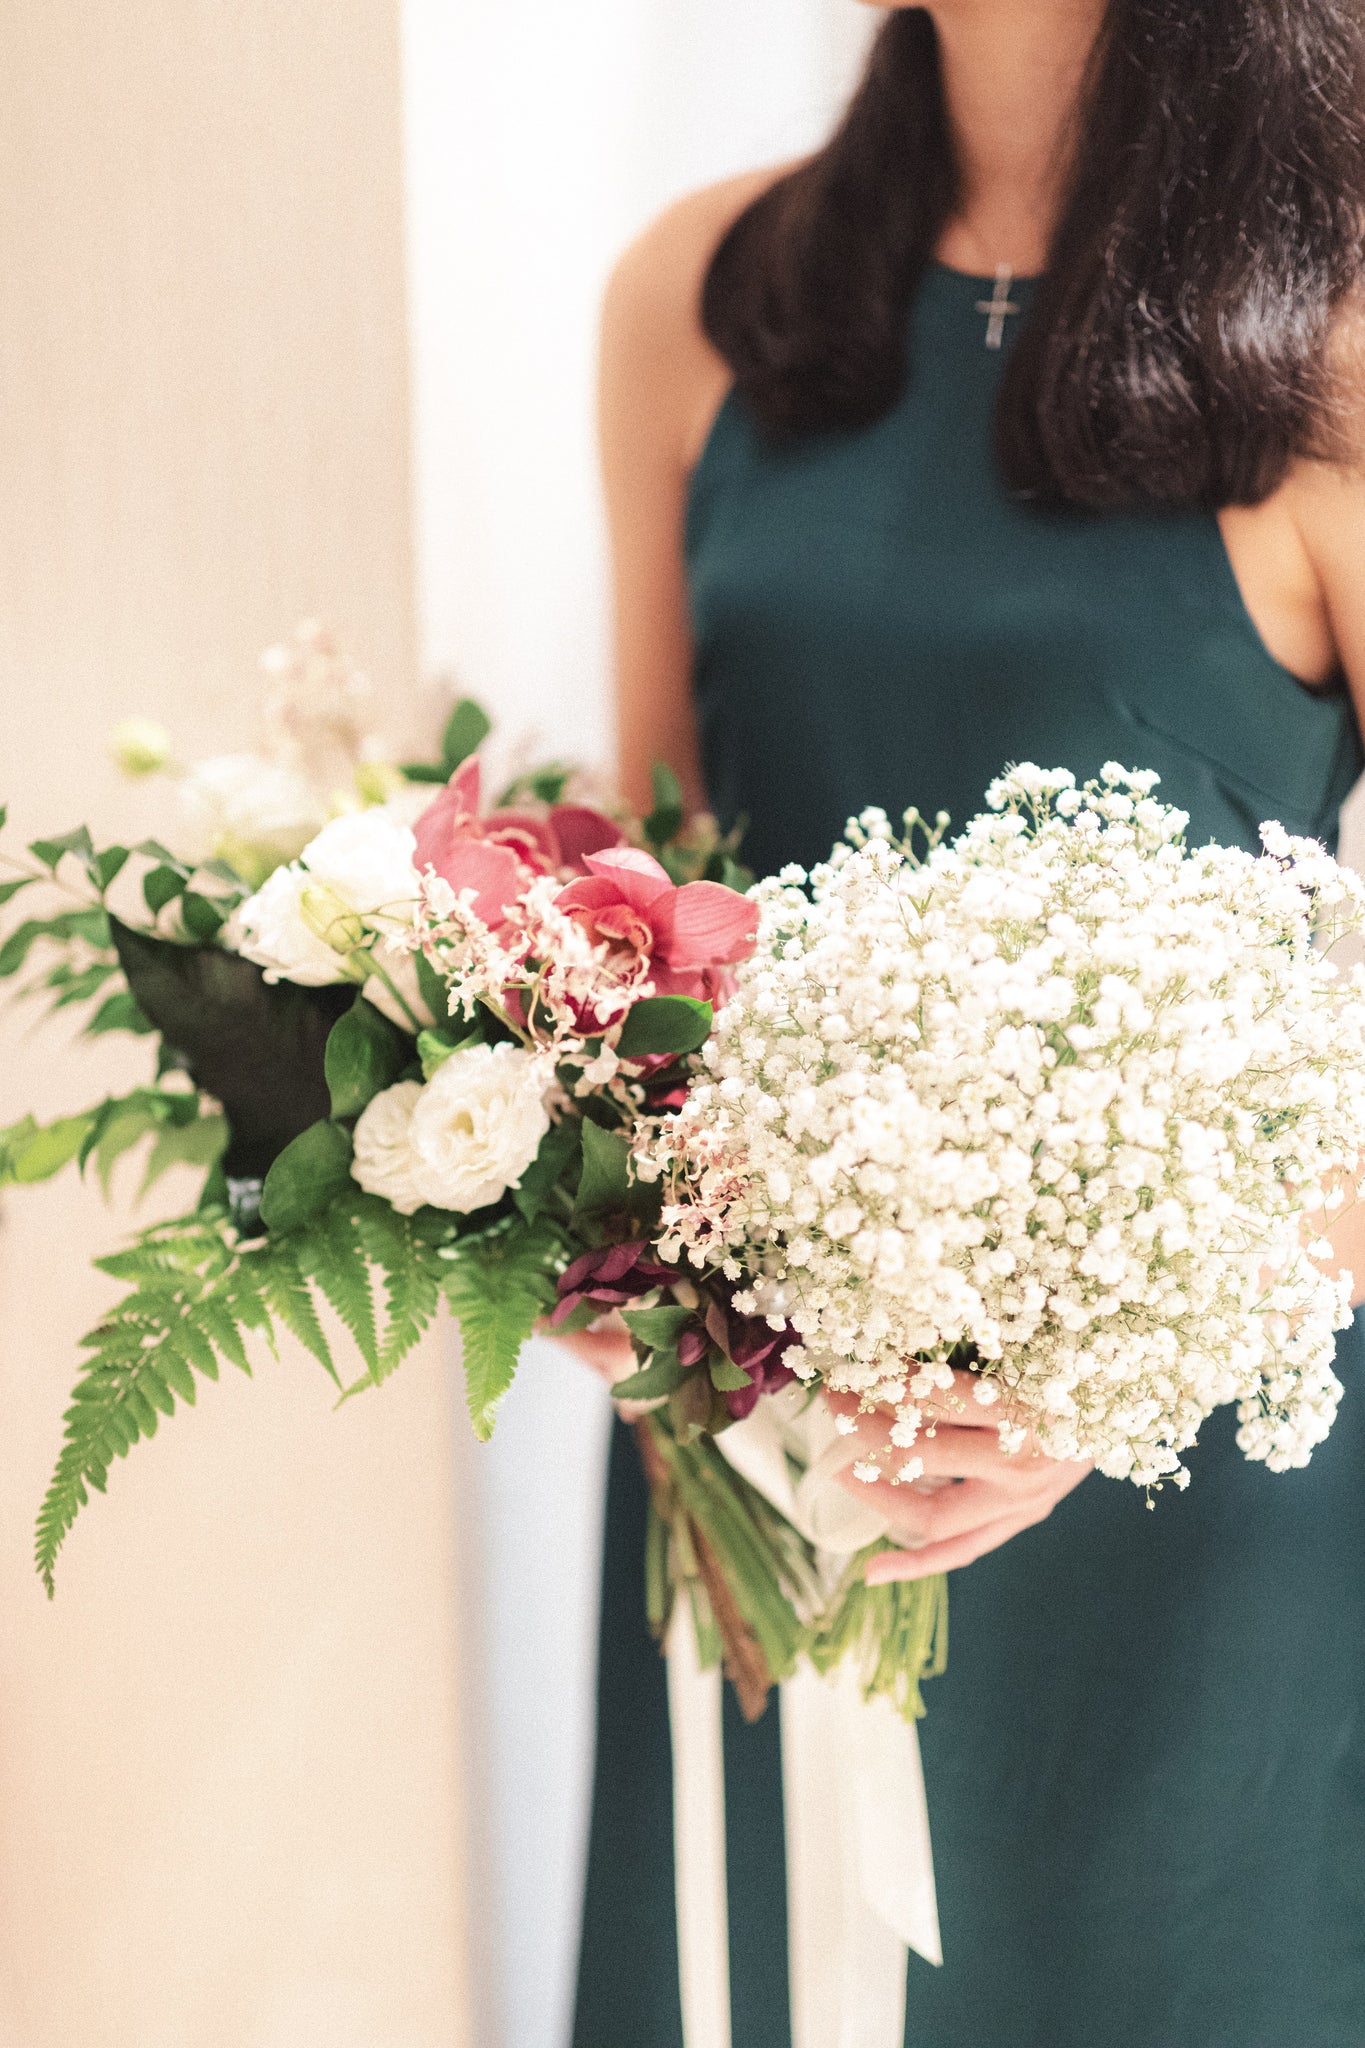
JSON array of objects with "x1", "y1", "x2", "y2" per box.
[
  {"x1": 353, "y1": 1195, "x2": 444, "y2": 1381},
  {"x1": 417, "y1": 1027, "x2": 463, "y2": 1080},
  {"x1": 441, "y1": 699, "x2": 492, "y2": 775},
  {"x1": 512, "y1": 1116, "x2": 581, "y2": 1224},
  {"x1": 85, "y1": 988, "x2": 155, "y2": 1037},
  {"x1": 8, "y1": 1114, "x2": 97, "y2": 1184},
  {"x1": 259, "y1": 1120, "x2": 354, "y2": 1236},
  {"x1": 326, "y1": 997, "x2": 410, "y2": 1119},
  {"x1": 0, "y1": 908, "x2": 110, "y2": 977},
  {"x1": 400, "y1": 763, "x2": 449, "y2": 785},
  {"x1": 292, "y1": 1201, "x2": 379, "y2": 1375},
  {"x1": 617, "y1": 995, "x2": 713, "y2": 1060},
  {"x1": 28, "y1": 826, "x2": 94, "y2": 873},
  {"x1": 140, "y1": 1114, "x2": 228, "y2": 1196},
  {"x1": 143, "y1": 865, "x2": 187, "y2": 915},
  {"x1": 414, "y1": 950, "x2": 452, "y2": 1026},
  {"x1": 645, "y1": 761, "x2": 685, "y2": 848},
  {"x1": 0, "y1": 876, "x2": 35, "y2": 905},
  {"x1": 443, "y1": 1222, "x2": 560, "y2": 1440},
  {"x1": 180, "y1": 891, "x2": 226, "y2": 941},
  {"x1": 611, "y1": 1353, "x2": 690, "y2": 1402},
  {"x1": 621, "y1": 1304, "x2": 696, "y2": 1349},
  {"x1": 574, "y1": 1120, "x2": 632, "y2": 1219},
  {"x1": 46, "y1": 961, "x2": 119, "y2": 1009},
  {"x1": 709, "y1": 1354, "x2": 754, "y2": 1394},
  {"x1": 107, "y1": 917, "x2": 352, "y2": 1179},
  {"x1": 92, "y1": 845, "x2": 130, "y2": 891}
]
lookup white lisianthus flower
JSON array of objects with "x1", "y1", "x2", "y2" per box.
[
  {"x1": 352, "y1": 1048, "x2": 552, "y2": 1216},
  {"x1": 228, "y1": 864, "x2": 357, "y2": 986},
  {"x1": 231, "y1": 810, "x2": 423, "y2": 988},
  {"x1": 351, "y1": 1081, "x2": 429, "y2": 1215},
  {"x1": 408, "y1": 1044, "x2": 553, "y2": 1213},
  {"x1": 178, "y1": 753, "x2": 325, "y2": 886}
]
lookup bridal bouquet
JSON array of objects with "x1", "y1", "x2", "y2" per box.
[
  {"x1": 8, "y1": 709, "x2": 1365, "y2": 1733},
  {"x1": 614, "y1": 766, "x2": 1365, "y2": 1715}
]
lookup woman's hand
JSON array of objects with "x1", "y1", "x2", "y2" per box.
[{"x1": 829, "y1": 1372, "x2": 1092, "y2": 1585}]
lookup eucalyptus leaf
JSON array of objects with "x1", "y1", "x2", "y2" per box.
[
  {"x1": 0, "y1": 877, "x2": 36, "y2": 906},
  {"x1": 143, "y1": 865, "x2": 187, "y2": 916},
  {"x1": 29, "y1": 827, "x2": 94, "y2": 873}
]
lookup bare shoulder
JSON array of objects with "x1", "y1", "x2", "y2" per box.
[{"x1": 600, "y1": 164, "x2": 797, "y2": 472}]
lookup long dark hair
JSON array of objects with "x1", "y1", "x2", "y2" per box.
[{"x1": 702, "y1": 3, "x2": 1365, "y2": 509}]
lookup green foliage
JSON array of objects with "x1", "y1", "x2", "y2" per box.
[
  {"x1": 512, "y1": 1115, "x2": 581, "y2": 1224},
  {"x1": 644, "y1": 761, "x2": 685, "y2": 850},
  {"x1": 612, "y1": 1353, "x2": 690, "y2": 1402},
  {"x1": 35, "y1": 1191, "x2": 476, "y2": 1592},
  {"x1": 259, "y1": 1120, "x2": 354, "y2": 1235},
  {"x1": 0, "y1": 907, "x2": 110, "y2": 979},
  {"x1": 616, "y1": 995, "x2": 713, "y2": 1060},
  {"x1": 573, "y1": 1120, "x2": 633, "y2": 1220},
  {"x1": 441, "y1": 698, "x2": 493, "y2": 775},
  {"x1": 442, "y1": 1219, "x2": 563, "y2": 1440},
  {"x1": 0, "y1": 1087, "x2": 225, "y2": 1197},
  {"x1": 325, "y1": 996, "x2": 410, "y2": 1119}
]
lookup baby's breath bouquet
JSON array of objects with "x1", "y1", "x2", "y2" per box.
[{"x1": 620, "y1": 766, "x2": 1365, "y2": 1716}]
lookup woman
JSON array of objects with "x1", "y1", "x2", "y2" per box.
[{"x1": 572, "y1": 2, "x2": 1365, "y2": 2042}]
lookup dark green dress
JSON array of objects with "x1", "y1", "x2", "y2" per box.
[{"x1": 573, "y1": 265, "x2": 1365, "y2": 2048}]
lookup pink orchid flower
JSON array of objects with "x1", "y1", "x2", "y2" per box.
[
  {"x1": 555, "y1": 847, "x2": 758, "y2": 1010},
  {"x1": 414, "y1": 757, "x2": 624, "y2": 929}
]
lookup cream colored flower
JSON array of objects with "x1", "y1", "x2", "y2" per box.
[
  {"x1": 352, "y1": 1081, "x2": 428, "y2": 1215},
  {"x1": 407, "y1": 1044, "x2": 551, "y2": 1214}
]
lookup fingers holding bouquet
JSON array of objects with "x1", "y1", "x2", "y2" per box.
[{"x1": 826, "y1": 1375, "x2": 1093, "y2": 1583}]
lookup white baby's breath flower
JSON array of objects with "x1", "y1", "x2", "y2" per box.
[{"x1": 646, "y1": 768, "x2": 1365, "y2": 1487}]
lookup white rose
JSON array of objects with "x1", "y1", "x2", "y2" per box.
[
  {"x1": 407, "y1": 1043, "x2": 552, "y2": 1214},
  {"x1": 352, "y1": 1081, "x2": 429, "y2": 1215}
]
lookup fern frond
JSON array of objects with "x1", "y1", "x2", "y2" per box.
[
  {"x1": 250, "y1": 1241, "x2": 338, "y2": 1383},
  {"x1": 293, "y1": 1200, "x2": 379, "y2": 1375},
  {"x1": 442, "y1": 1220, "x2": 565, "y2": 1441},
  {"x1": 35, "y1": 1213, "x2": 254, "y2": 1593},
  {"x1": 354, "y1": 1196, "x2": 444, "y2": 1383}
]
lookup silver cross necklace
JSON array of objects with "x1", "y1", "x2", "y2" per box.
[{"x1": 975, "y1": 264, "x2": 1022, "y2": 350}]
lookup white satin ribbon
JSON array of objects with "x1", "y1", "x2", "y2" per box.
[{"x1": 665, "y1": 1387, "x2": 942, "y2": 2048}]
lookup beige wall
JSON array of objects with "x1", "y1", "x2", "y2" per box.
[{"x1": 0, "y1": 6, "x2": 468, "y2": 2045}]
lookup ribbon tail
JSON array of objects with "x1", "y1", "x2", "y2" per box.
[
  {"x1": 781, "y1": 1664, "x2": 910, "y2": 2048},
  {"x1": 840, "y1": 1662, "x2": 943, "y2": 1969},
  {"x1": 666, "y1": 1608, "x2": 733, "y2": 2048}
]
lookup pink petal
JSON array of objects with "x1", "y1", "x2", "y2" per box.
[
  {"x1": 660, "y1": 882, "x2": 759, "y2": 968},
  {"x1": 493, "y1": 810, "x2": 559, "y2": 865},
  {"x1": 451, "y1": 756, "x2": 482, "y2": 815},
  {"x1": 551, "y1": 806, "x2": 626, "y2": 871},
  {"x1": 582, "y1": 846, "x2": 675, "y2": 912},
  {"x1": 555, "y1": 875, "x2": 622, "y2": 916},
  {"x1": 648, "y1": 960, "x2": 710, "y2": 1001},
  {"x1": 434, "y1": 840, "x2": 525, "y2": 929}
]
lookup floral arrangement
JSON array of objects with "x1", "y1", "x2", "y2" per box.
[
  {"x1": 8, "y1": 694, "x2": 1364, "y2": 1731},
  {"x1": 641, "y1": 766, "x2": 1365, "y2": 1499}
]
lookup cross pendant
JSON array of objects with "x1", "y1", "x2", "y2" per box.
[{"x1": 975, "y1": 264, "x2": 1021, "y2": 350}]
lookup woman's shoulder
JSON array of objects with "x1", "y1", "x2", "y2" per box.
[{"x1": 600, "y1": 165, "x2": 797, "y2": 471}]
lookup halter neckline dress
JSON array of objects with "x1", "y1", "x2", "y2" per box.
[{"x1": 572, "y1": 262, "x2": 1365, "y2": 2048}]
